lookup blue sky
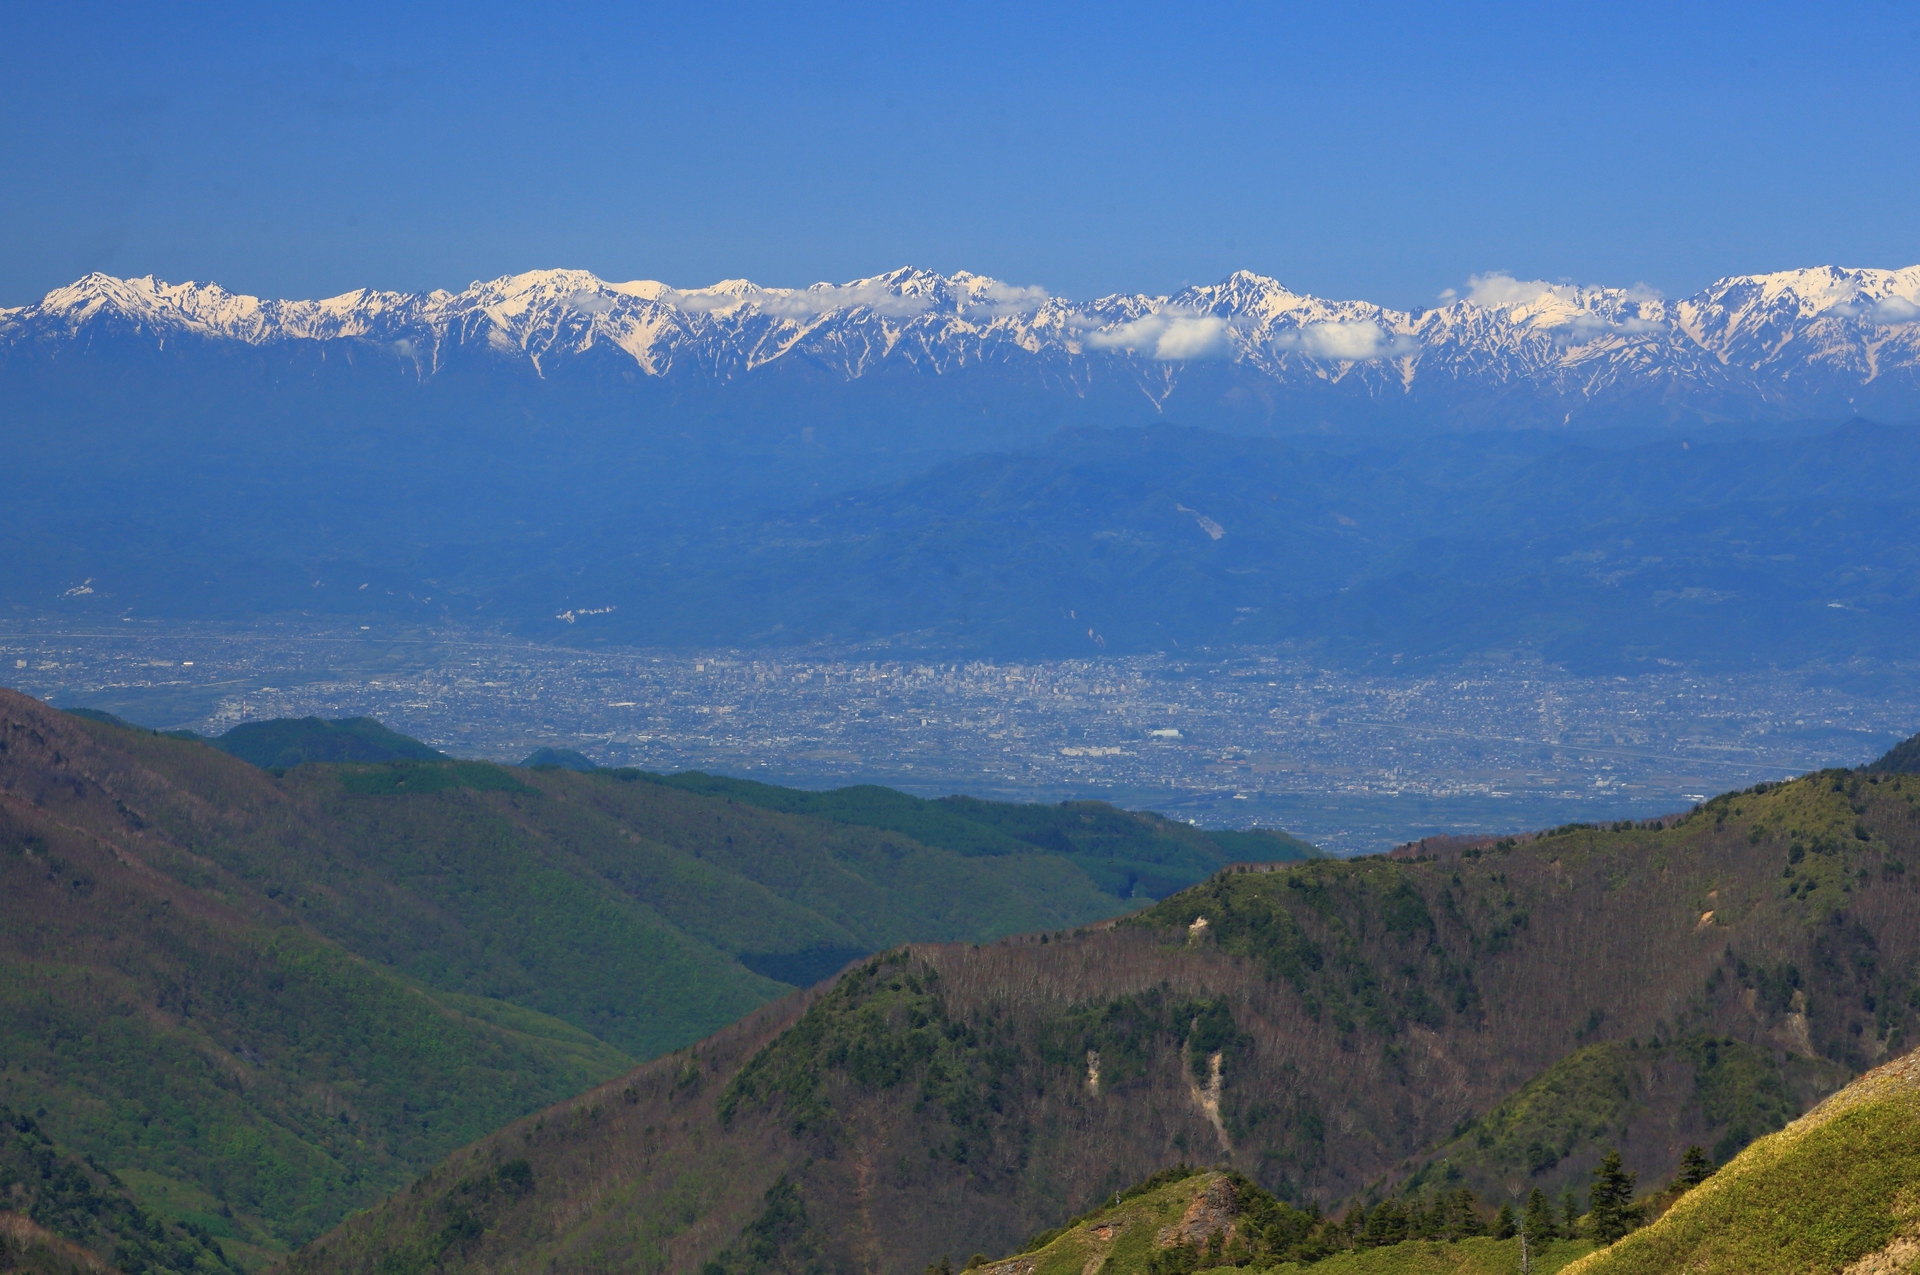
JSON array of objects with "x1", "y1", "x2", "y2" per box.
[{"x1": 3, "y1": 1, "x2": 1917, "y2": 307}]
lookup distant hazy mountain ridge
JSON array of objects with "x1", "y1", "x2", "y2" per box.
[
  {"x1": 6, "y1": 263, "x2": 1919, "y2": 423},
  {"x1": 6, "y1": 263, "x2": 1919, "y2": 660}
]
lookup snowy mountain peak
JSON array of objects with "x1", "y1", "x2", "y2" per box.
[
  {"x1": 6, "y1": 263, "x2": 1918, "y2": 419},
  {"x1": 1732, "y1": 264, "x2": 1920, "y2": 316}
]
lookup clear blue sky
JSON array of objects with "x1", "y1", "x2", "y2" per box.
[{"x1": 4, "y1": 1, "x2": 1917, "y2": 308}]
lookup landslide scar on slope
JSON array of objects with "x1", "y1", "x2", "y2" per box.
[{"x1": 1190, "y1": 1051, "x2": 1231, "y2": 1153}]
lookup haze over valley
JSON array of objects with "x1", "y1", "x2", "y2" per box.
[{"x1": 7, "y1": 624, "x2": 1914, "y2": 855}]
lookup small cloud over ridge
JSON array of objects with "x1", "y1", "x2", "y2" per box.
[
  {"x1": 1463, "y1": 272, "x2": 1667, "y2": 341},
  {"x1": 963, "y1": 280, "x2": 1050, "y2": 316},
  {"x1": 1558, "y1": 313, "x2": 1664, "y2": 342},
  {"x1": 1276, "y1": 319, "x2": 1420, "y2": 361},
  {"x1": 564, "y1": 290, "x2": 617, "y2": 315},
  {"x1": 667, "y1": 280, "x2": 936, "y2": 319},
  {"x1": 1871, "y1": 295, "x2": 1920, "y2": 324},
  {"x1": 1465, "y1": 272, "x2": 1575, "y2": 308},
  {"x1": 1085, "y1": 310, "x2": 1234, "y2": 360}
]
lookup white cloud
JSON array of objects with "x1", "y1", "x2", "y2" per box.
[
  {"x1": 1276, "y1": 319, "x2": 1420, "y2": 361},
  {"x1": 668, "y1": 281, "x2": 935, "y2": 319},
  {"x1": 1871, "y1": 295, "x2": 1920, "y2": 324},
  {"x1": 1462, "y1": 273, "x2": 1666, "y2": 342},
  {"x1": 664, "y1": 289, "x2": 749, "y2": 315},
  {"x1": 1465, "y1": 272, "x2": 1573, "y2": 308},
  {"x1": 964, "y1": 280, "x2": 1050, "y2": 316},
  {"x1": 564, "y1": 290, "x2": 616, "y2": 315},
  {"x1": 1084, "y1": 310, "x2": 1234, "y2": 360},
  {"x1": 1558, "y1": 313, "x2": 1663, "y2": 343},
  {"x1": 801, "y1": 282, "x2": 936, "y2": 318}
]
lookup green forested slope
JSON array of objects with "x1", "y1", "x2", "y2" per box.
[
  {"x1": 205, "y1": 717, "x2": 446, "y2": 768},
  {"x1": 1, "y1": 1099, "x2": 244, "y2": 1275},
  {"x1": 1400, "y1": 1034, "x2": 1827, "y2": 1205},
  {"x1": 63, "y1": 711, "x2": 446, "y2": 769},
  {"x1": 517, "y1": 747, "x2": 596, "y2": 771},
  {"x1": 0, "y1": 697, "x2": 630, "y2": 1261},
  {"x1": 287, "y1": 764, "x2": 1920, "y2": 1275},
  {"x1": 1865, "y1": 730, "x2": 1920, "y2": 775},
  {"x1": 3, "y1": 690, "x2": 1293, "y2": 1261}
]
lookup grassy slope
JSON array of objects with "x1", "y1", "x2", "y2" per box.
[
  {"x1": 1563, "y1": 1047, "x2": 1920, "y2": 1275},
  {"x1": 1267, "y1": 1240, "x2": 1595, "y2": 1274},
  {"x1": 985, "y1": 1171, "x2": 1245, "y2": 1275},
  {"x1": 285, "y1": 764, "x2": 1920, "y2": 1275},
  {"x1": 980, "y1": 1170, "x2": 1598, "y2": 1275}
]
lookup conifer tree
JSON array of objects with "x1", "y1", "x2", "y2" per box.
[
  {"x1": 1523, "y1": 1188, "x2": 1557, "y2": 1241},
  {"x1": 1492, "y1": 1202, "x2": 1517, "y2": 1240},
  {"x1": 1678, "y1": 1145, "x2": 1713, "y2": 1187},
  {"x1": 1448, "y1": 1187, "x2": 1486, "y2": 1238},
  {"x1": 1588, "y1": 1150, "x2": 1639, "y2": 1243},
  {"x1": 1411, "y1": 1194, "x2": 1441, "y2": 1240},
  {"x1": 1360, "y1": 1198, "x2": 1408, "y2": 1248},
  {"x1": 1561, "y1": 1191, "x2": 1579, "y2": 1238}
]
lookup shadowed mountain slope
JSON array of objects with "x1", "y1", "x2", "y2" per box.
[
  {"x1": 285, "y1": 765, "x2": 1920, "y2": 1275},
  {"x1": 1864, "y1": 727, "x2": 1920, "y2": 775},
  {"x1": 558, "y1": 419, "x2": 1920, "y2": 668},
  {"x1": 64, "y1": 710, "x2": 446, "y2": 769},
  {"x1": 203, "y1": 718, "x2": 445, "y2": 768},
  {"x1": 517, "y1": 748, "x2": 597, "y2": 772}
]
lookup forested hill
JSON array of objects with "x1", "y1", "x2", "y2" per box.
[
  {"x1": 0, "y1": 690, "x2": 1296, "y2": 1262},
  {"x1": 287, "y1": 762, "x2": 1920, "y2": 1275},
  {"x1": 633, "y1": 769, "x2": 1316, "y2": 900},
  {"x1": 66, "y1": 709, "x2": 447, "y2": 768}
]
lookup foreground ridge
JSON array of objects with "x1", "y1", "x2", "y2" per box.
[{"x1": 1564, "y1": 1047, "x2": 1920, "y2": 1274}]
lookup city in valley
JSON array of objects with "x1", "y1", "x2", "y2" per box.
[{"x1": 8, "y1": 621, "x2": 1912, "y2": 855}]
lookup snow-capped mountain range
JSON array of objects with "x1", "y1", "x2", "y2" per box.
[{"x1": 6, "y1": 263, "x2": 1919, "y2": 424}]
